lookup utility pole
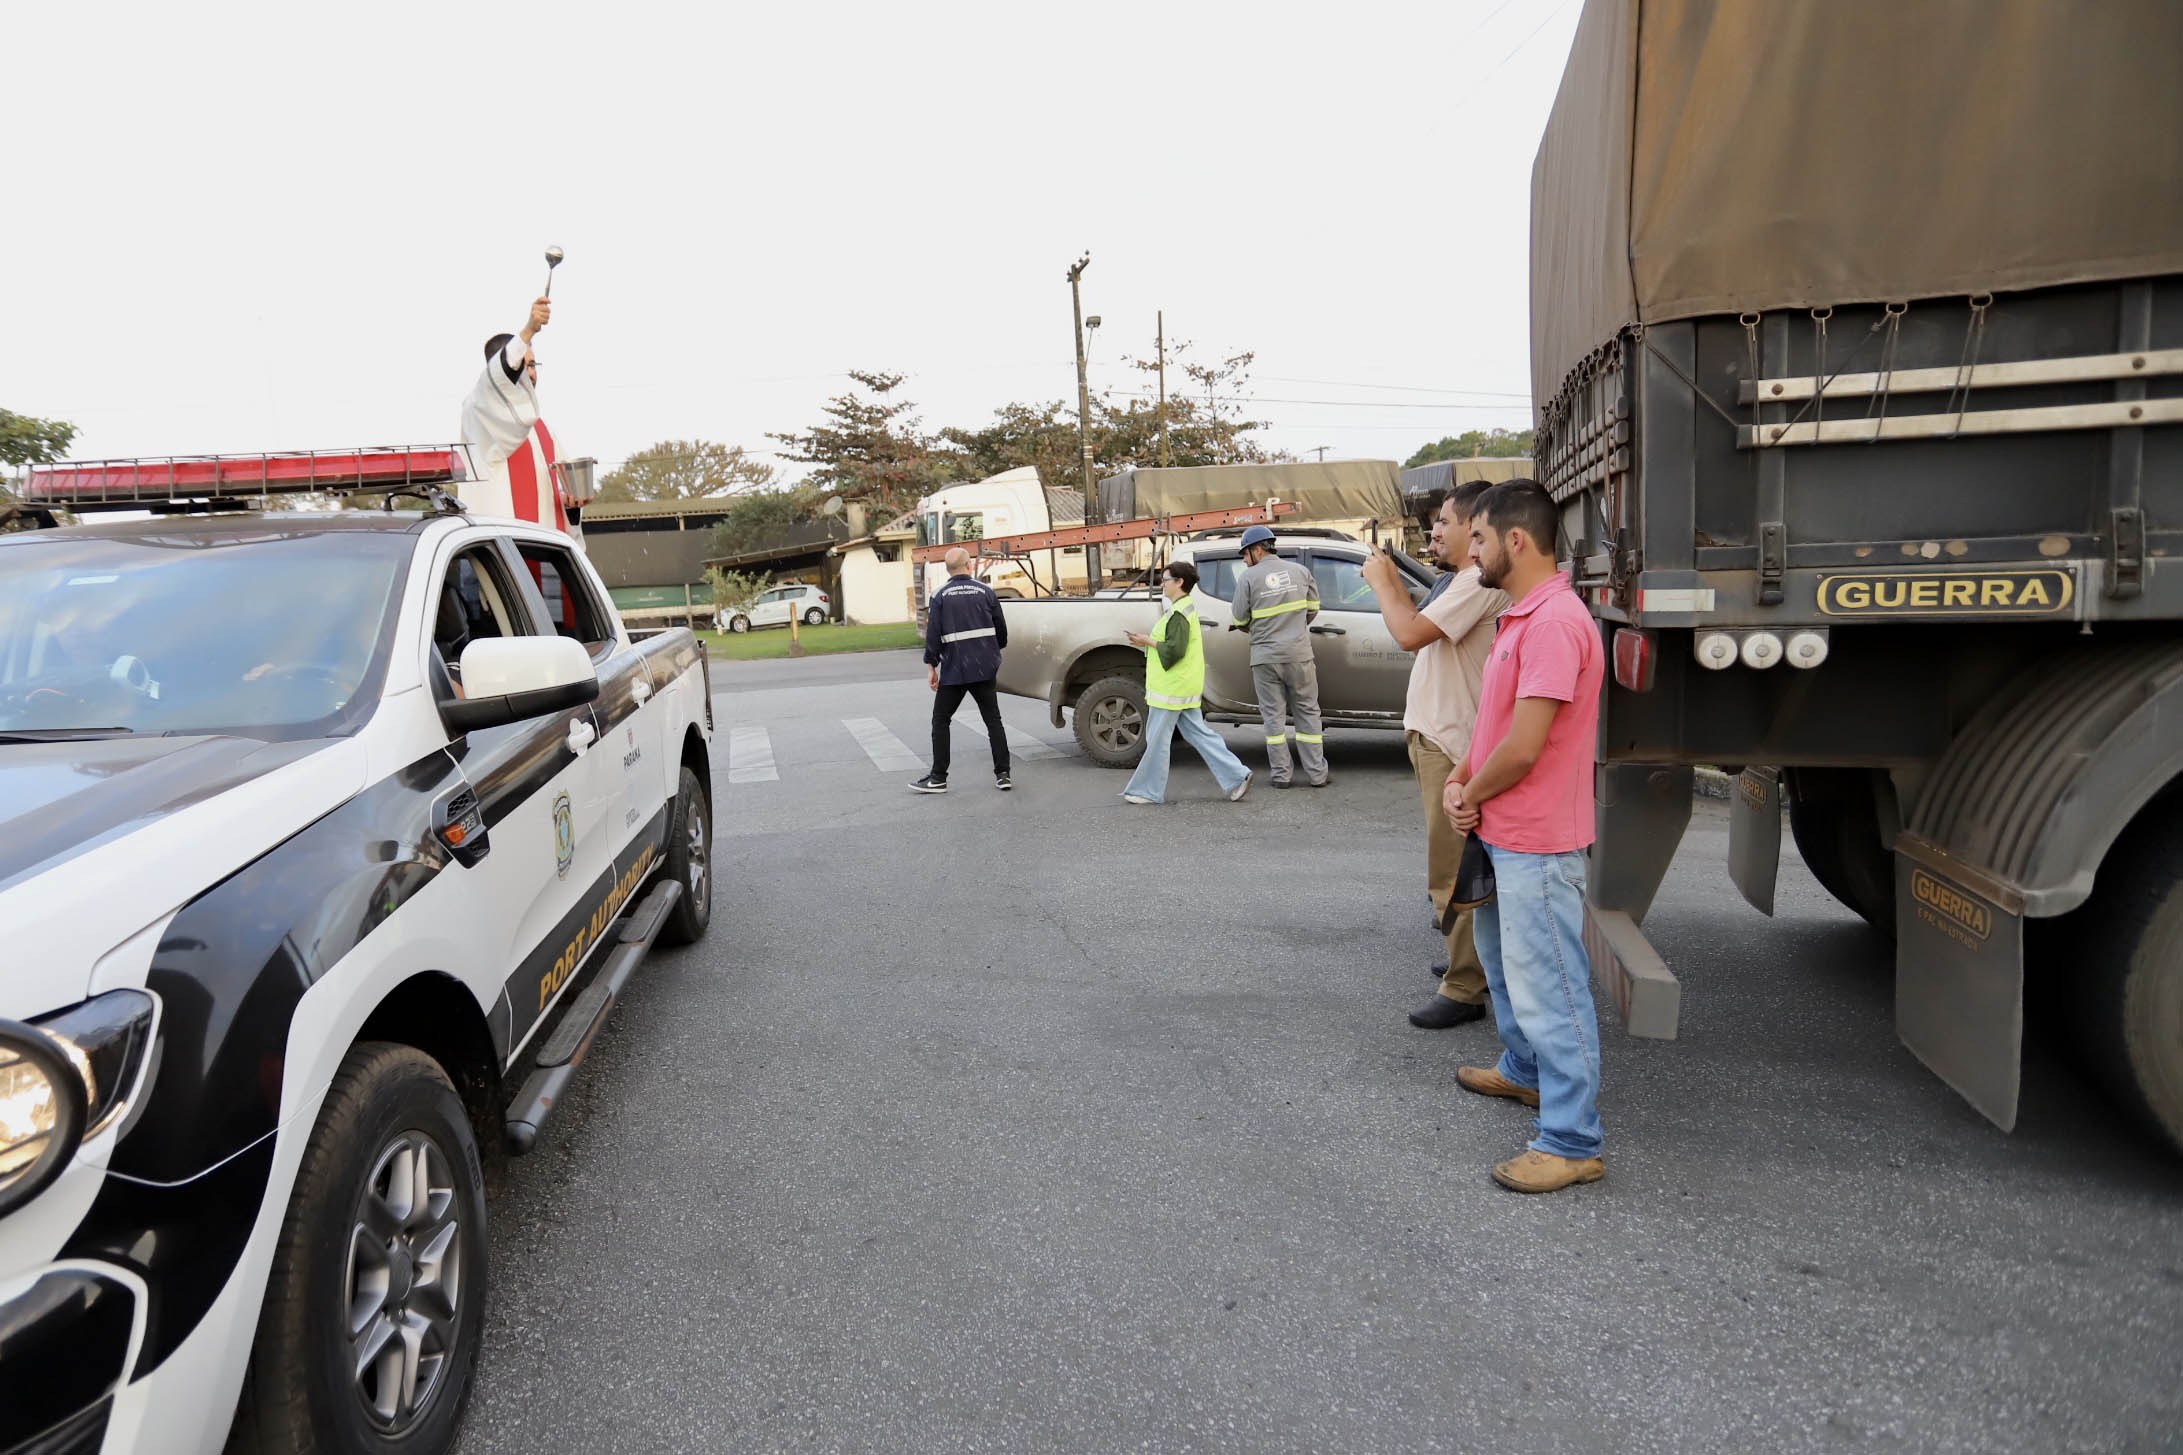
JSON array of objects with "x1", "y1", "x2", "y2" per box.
[
  {"x1": 1068, "y1": 253, "x2": 1102, "y2": 588},
  {"x1": 1309, "y1": 445, "x2": 1332, "y2": 462},
  {"x1": 1157, "y1": 311, "x2": 1169, "y2": 468}
]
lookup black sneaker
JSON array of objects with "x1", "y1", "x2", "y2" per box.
[
  {"x1": 995, "y1": 771, "x2": 1012, "y2": 791},
  {"x1": 908, "y1": 775, "x2": 948, "y2": 794}
]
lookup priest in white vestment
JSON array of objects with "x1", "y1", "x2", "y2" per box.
[{"x1": 458, "y1": 295, "x2": 589, "y2": 544}]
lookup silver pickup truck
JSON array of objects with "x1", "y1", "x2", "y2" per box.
[{"x1": 995, "y1": 531, "x2": 1440, "y2": 766}]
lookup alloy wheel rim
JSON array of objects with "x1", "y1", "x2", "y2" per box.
[
  {"x1": 1092, "y1": 695, "x2": 1143, "y2": 751},
  {"x1": 684, "y1": 797, "x2": 709, "y2": 915},
  {"x1": 345, "y1": 1131, "x2": 462, "y2": 1434}
]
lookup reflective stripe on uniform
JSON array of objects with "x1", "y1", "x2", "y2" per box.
[
  {"x1": 1146, "y1": 691, "x2": 1199, "y2": 710},
  {"x1": 1265, "y1": 733, "x2": 1290, "y2": 744},
  {"x1": 1295, "y1": 733, "x2": 1324, "y2": 744},
  {"x1": 941, "y1": 627, "x2": 997, "y2": 643},
  {"x1": 1250, "y1": 599, "x2": 1313, "y2": 619}
]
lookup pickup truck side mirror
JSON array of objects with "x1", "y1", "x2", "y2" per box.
[{"x1": 439, "y1": 637, "x2": 600, "y2": 734}]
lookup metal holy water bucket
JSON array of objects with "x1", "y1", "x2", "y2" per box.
[{"x1": 554, "y1": 456, "x2": 598, "y2": 508}]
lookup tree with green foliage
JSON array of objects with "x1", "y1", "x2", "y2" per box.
[
  {"x1": 769, "y1": 371, "x2": 965, "y2": 519},
  {"x1": 939, "y1": 343, "x2": 1277, "y2": 488},
  {"x1": 703, "y1": 483, "x2": 827, "y2": 562},
  {"x1": 1404, "y1": 428, "x2": 1534, "y2": 469},
  {"x1": 703, "y1": 566, "x2": 770, "y2": 616},
  {"x1": 0, "y1": 409, "x2": 77, "y2": 470},
  {"x1": 597, "y1": 440, "x2": 775, "y2": 504},
  {"x1": 1, "y1": 409, "x2": 79, "y2": 525}
]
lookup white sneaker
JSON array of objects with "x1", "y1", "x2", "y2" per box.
[
  {"x1": 1228, "y1": 770, "x2": 1253, "y2": 802},
  {"x1": 1122, "y1": 793, "x2": 1156, "y2": 805}
]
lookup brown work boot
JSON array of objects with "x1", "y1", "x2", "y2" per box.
[
  {"x1": 1456, "y1": 1065, "x2": 1540, "y2": 1107},
  {"x1": 1492, "y1": 1148, "x2": 1605, "y2": 1194}
]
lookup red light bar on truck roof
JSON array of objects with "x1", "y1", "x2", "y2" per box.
[{"x1": 20, "y1": 446, "x2": 474, "y2": 511}]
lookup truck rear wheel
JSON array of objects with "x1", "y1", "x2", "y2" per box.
[
  {"x1": 1072, "y1": 675, "x2": 1147, "y2": 768},
  {"x1": 1784, "y1": 768, "x2": 1896, "y2": 934},
  {"x1": 2058, "y1": 805, "x2": 2183, "y2": 1156},
  {"x1": 658, "y1": 764, "x2": 712, "y2": 946}
]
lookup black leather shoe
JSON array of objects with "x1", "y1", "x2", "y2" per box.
[
  {"x1": 1409, "y1": 996, "x2": 1488, "y2": 1030},
  {"x1": 1430, "y1": 962, "x2": 1449, "y2": 980}
]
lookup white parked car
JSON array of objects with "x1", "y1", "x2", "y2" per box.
[{"x1": 716, "y1": 583, "x2": 830, "y2": 633}]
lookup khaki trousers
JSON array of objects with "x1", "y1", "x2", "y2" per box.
[{"x1": 1407, "y1": 730, "x2": 1488, "y2": 1004}]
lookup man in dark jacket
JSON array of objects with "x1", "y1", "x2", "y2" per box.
[{"x1": 911, "y1": 548, "x2": 1013, "y2": 793}]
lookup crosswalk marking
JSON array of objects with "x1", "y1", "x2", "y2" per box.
[
  {"x1": 727, "y1": 724, "x2": 778, "y2": 783},
  {"x1": 958, "y1": 716, "x2": 1065, "y2": 760},
  {"x1": 843, "y1": 717, "x2": 925, "y2": 773}
]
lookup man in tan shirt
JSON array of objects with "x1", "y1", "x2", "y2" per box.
[{"x1": 1361, "y1": 479, "x2": 1509, "y2": 1028}]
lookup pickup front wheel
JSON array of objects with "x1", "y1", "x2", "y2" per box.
[
  {"x1": 233, "y1": 1044, "x2": 486, "y2": 1455},
  {"x1": 1072, "y1": 675, "x2": 1147, "y2": 768}
]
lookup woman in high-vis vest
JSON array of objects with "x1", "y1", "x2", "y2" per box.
[{"x1": 1121, "y1": 560, "x2": 1255, "y2": 805}]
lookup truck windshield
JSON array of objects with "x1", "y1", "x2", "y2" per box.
[{"x1": 0, "y1": 525, "x2": 410, "y2": 741}]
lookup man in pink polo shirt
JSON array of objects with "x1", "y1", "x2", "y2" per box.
[{"x1": 1442, "y1": 478, "x2": 1607, "y2": 1193}]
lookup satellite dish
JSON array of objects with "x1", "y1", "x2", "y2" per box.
[{"x1": 821, "y1": 495, "x2": 846, "y2": 517}]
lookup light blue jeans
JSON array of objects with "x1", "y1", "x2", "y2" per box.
[
  {"x1": 1473, "y1": 842, "x2": 1605, "y2": 1160},
  {"x1": 1122, "y1": 707, "x2": 1250, "y2": 802}
]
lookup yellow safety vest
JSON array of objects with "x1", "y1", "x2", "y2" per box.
[{"x1": 1143, "y1": 594, "x2": 1205, "y2": 711}]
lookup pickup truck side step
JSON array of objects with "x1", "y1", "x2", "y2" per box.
[{"x1": 504, "y1": 877, "x2": 685, "y2": 1154}]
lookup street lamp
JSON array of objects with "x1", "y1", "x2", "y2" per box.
[{"x1": 1068, "y1": 254, "x2": 1102, "y2": 587}]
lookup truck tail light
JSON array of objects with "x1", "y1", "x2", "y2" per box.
[
  {"x1": 1695, "y1": 632, "x2": 1739, "y2": 670},
  {"x1": 1613, "y1": 628, "x2": 1655, "y2": 692},
  {"x1": 1739, "y1": 632, "x2": 1784, "y2": 669}
]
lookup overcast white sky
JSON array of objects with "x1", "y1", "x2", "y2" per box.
[{"x1": 5, "y1": 0, "x2": 1583, "y2": 481}]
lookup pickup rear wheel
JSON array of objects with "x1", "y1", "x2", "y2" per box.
[
  {"x1": 658, "y1": 764, "x2": 712, "y2": 946},
  {"x1": 233, "y1": 1044, "x2": 486, "y2": 1455},
  {"x1": 1072, "y1": 675, "x2": 1147, "y2": 768},
  {"x1": 2058, "y1": 805, "x2": 2183, "y2": 1156}
]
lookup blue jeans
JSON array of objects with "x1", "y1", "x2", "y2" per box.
[
  {"x1": 1474, "y1": 842, "x2": 1605, "y2": 1160},
  {"x1": 1122, "y1": 707, "x2": 1250, "y2": 802}
]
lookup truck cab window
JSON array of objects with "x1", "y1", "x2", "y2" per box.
[
  {"x1": 1309, "y1": 554, "x2": 1381, "y2": 614},
  {"x1": 435, "y1": 547, "x2": 525, "y2": 693},
  {"x1": 516, "y1": 541, "x2": 615, "y2": 654}
]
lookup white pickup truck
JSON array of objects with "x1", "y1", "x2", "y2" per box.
[
  {"x1": 995, "y1": 530, "x2": 1441, "y2": 765},
  {"x1": 0, "y1": 452, "x2": 713, "y2": 1455}
]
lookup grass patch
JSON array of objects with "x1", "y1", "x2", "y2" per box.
[{"x1": 696, "y1": 621, "x2": 924, "y2": 661}]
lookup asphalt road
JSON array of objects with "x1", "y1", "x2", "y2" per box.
[{"x1": 455, "y1": 649, "x2": 2182, "y2": 1455}]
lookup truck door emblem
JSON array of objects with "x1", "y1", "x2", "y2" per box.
[{"x1": 552, "y1": 792, "x2": 575, "y2": 879}]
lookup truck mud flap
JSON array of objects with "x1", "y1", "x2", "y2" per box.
[
  {"x1": 1728, "y1": 767, "x2": 1782, "y2": 917},
  {"x1": 1585, "y1": 905, "x2": 1681, "y2": 1040},
  {"x1": 1893, "y1": 843, "x2": 2025, "y2": 1132}
]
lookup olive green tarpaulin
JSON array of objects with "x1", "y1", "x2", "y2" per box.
[
  {"x1": 1098, "y1": 461, "x2": 1404, "y2": 524},
  {"x1": 1530, "y1": 0, "x2": 2183, "y2": 402}
]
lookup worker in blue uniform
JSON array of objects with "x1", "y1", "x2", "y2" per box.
[{"x1": 911, "y1": 547, "x2": 1012, "y2": 793}]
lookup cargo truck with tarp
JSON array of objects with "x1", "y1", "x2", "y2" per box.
[{"x1": 1530, "y1": 0, "x2": 2183, "y2": 1151}]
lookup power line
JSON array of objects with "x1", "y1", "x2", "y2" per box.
[
  {"x1": 1444, "y1": 0, "x2": 1583, "y2": 121},
  {"x1": 1109, "y1": 389, "x2": 1529, "y2": 412},
  {"x1": 1255, "y1": 374, "x2": 1531, "y2": 399}
]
